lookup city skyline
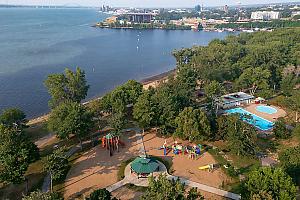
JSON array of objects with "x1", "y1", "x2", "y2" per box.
[{"x1": 0, "y1": 0, "x2": 298, "y2": 8}]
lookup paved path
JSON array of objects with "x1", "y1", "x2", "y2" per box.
[
  {"x1": 167, "y1": 175, "x2": 241, "y2": 200},
  {"x1": 34, "y1": 133, "x2": 55, "y2": 148}
]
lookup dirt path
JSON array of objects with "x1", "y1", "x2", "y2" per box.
[{"x1": 34, "y1": 133, "x2": 56, "y2": 149}]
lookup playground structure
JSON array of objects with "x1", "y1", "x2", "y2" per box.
[
  {"x1": 159, "y1": 140, "x2": 202, "y2": 160},
  {"x1": 101, "y1": 132, "x2": 125, "y2": 156}
]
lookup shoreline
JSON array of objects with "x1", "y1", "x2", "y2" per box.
[{"x1": 27, "y1": 69, "x2": 175, "y2": 125}]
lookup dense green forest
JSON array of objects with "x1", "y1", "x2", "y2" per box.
[{"x1": 216, "y1": 20, "x2": 300, "y2": 29}]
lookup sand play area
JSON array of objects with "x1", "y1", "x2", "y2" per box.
[
  {"x1": 63, "y1": 129, "x2": 232, "y2": 199},
  {"x1": 143, "y1": 131, "x2": 232, "y2": 189},
  {"x1": 63, "y1": 131, "x2": 140, "y2": 199}
]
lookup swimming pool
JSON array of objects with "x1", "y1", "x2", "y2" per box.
[
  {"x1": 256, "y1": 105, "x2": 277, "y2": 114},
  {"x1": 225, "y1": 108, "x2": 274, "y2": 131}
]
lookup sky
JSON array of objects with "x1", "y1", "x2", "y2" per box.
[{"x1": 0, "y1": 0, "x2": 298, "y2": 8}]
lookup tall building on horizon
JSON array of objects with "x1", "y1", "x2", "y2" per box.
[
  {"x1": 195, "y1": 4, "x2": 201, "y2": 12},
  {"x1": 223, "y1": 5, "x2": 229, "y2": 13}
]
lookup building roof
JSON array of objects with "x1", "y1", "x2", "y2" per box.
[
  {"x1": 216, "y1": 92, "x2": 255, "y2": 105},
  {"x1": 131, "y1": 157, "x2": 159, "y2": 174},
  {"x1": 261, "y1": 157, "x2": 278, "y2": 167}
]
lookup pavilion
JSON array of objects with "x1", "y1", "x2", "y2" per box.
[{"x1": 130, "y1": 156, "x2": 160, "y2": 178}]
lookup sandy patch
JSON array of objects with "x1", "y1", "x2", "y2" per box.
[
  {"x1": 143, "y1": 131, "x2": 232, "y2": 189},
  {"x1": 63, "y1": 131, "x2": 140, "y2": 199}
]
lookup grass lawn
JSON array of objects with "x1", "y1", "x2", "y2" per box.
[{"x1": 25, "y1": 122, "x2": 51, "y2": 142}]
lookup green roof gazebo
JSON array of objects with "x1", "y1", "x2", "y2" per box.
[{"x1": 131, "y1": 156, "x2": 160, "y2": 178}]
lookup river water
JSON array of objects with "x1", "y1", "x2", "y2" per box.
[{"x1": 0, "y1": 8, "x2": 233, "y2": 118}]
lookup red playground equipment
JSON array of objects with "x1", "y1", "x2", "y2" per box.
[{"x1": 101, "y1": 133, "x2": 125, "y2": 157}]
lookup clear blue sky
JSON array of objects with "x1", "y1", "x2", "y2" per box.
[{"x1": 0, "y1": 0, "x2": 297, "y2": 7}]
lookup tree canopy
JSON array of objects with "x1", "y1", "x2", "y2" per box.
[
  {"x1": 0, "y1": 108, "x2": 27, "y2": 128},
  {"x1": 133, "y1": 90, "x2": 156, "y2": 130},
  {"x1": 0, "y1": 124, "x2": 39, "y2": 184},
  {"x1": 44, "y1": 67, "x2": 89, "y2": 108},
  {"x1": 141, "y1": 174, "x2": 204, "y2": 200},
  {"x1": 273, "y1": 118, "x2": 291, "y2": 139},
  {"x1": 44, "y1": 148, "x2": 69, "y2": 184},
  {"x1": 220, "y1": 115, "x2": 257, "y2": 156},
  {"x1": 47, "y1": 101, "x2": 93, "y2": 148},
  {"x1": 174, "y1": 29, "x2": 300, "y2": 98},
  {"x1": 242, "y1": 167, "x2": 297, "y2": 200},
  {"x1": 175, "y1": 107, "x2": 211, "y2": 141},
  {"x1": 100, "y1": 80, "x2": 143, "y2": 115},
  {"x1": 279, "y1": 146, "x2": 300, "y2": 184},
  {"x1": 235, "y1": 67, "x2": 271, "y2": 96},
  {"x1": 22, "y1": 191, "x2": 62, "y2": 200},
  {"x1": 85, "y1": 188, "x2": 117, "y2": 200}
]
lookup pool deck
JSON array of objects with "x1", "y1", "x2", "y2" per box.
[{"x1": 244, "y1": 104, "x2": 286, "y2": 122}]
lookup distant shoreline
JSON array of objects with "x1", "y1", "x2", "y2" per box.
[{"x1": 28, "y1": 69, "x2": 175, "y2": 125}]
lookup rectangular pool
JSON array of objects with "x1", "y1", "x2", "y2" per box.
[{"x1": 225, "y1": 107, "x2": 274, "y2": 131}]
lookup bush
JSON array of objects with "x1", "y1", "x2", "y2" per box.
[
  {"x1": 86, "y1": 188, "x2": 116, "y2": 200},
  {"x1": 22, "y1": 191, "x2": 62, "y2": 200}
]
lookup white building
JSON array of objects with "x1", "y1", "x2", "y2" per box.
[
  {"x1": 251, "y1": 11, "x2": 281, "y2": 20},
  {"x1": 292, "y1": 11, "x2": 300, "y2": 17},
  {"x1": 215, "y1": 92, "x2": 255, "y2": 110}
]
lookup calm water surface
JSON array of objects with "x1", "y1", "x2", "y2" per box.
[{"x1": 0, "y1": 8, "x2": 233, "y2": 118}]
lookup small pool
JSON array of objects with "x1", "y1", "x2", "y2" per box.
[
  {"x1": 226, "y1": 108, "x2": 274, "y2": 131},
  {"x1": 256, "y1": 105, "x2": 277, "y2": 114}
]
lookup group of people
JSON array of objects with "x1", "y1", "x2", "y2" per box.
[{"x1": 160, "y1": 140, "x2": 202, "y2": 160}]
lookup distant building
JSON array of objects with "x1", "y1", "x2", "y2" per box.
[
  {"x1": 223, "y1": 5, "x2": 229, "y2": 13},
  {"x1": 105, "y1": 16, "x2": 118, "y2": 24},
  {"x1": 292, "y1": 11, "x2": 300, "y2": 17},
  {"x1": 251, "y1": 11, "x2": 281, "y2": 20},
  {"x1": 195, "y1": 5, "x2": 201, "y2": 12},
  {"x1": 124, "y1": 13, "x2": 155, "y2": 23}
]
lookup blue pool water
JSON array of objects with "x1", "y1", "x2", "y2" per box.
[
  {"x1": 256, "y1": 105, "x2": 277, "y2": 114},
  {"x1": 226, "y1": 108, "x2": 274, "y2": 131}
]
